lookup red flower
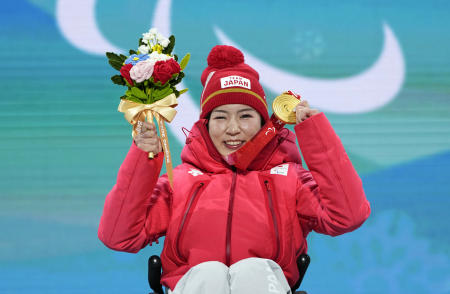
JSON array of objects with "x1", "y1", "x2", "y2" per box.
[
  {"x1": 120, "y1": 64, "x2": 134, "y2": 86},
  {"x1": 152, "y1": 59, "x2": 181, "y2": 85}
]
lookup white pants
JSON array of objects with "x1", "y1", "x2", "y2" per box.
[{"x1": 168, "y1": 257, "x2": 292, "y2": 294}]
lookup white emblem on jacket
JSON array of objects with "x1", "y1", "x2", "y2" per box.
[
  {"x1": 265, "y1": 127, "x2": 276, "y2": 136},
  {"x1": 270, "y1": 164, "x2": 289, "y2": 176},
  {"x1": 188, "y1": 168, "x2": 203, "y2": 176}
]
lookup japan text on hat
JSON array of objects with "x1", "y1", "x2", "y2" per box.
[{"x1": 200, "y1": 45, "x2": 269, "y2": 122}]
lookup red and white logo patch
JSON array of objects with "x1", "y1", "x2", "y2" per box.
[
  {"x1": 188, "y1": 168, "x2": 203, "y2": 177},
  {"x1": 220, "y1": 75, "x2": 251, "y2": 89},
  {"x1": 270, "y1": 164, "x2": 289, "y2": 176}
]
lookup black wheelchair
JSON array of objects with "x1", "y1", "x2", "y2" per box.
[{"x1": 148, "y1": 254, "x2": 310, "y2": 294}]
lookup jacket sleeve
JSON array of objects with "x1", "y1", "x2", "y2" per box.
[
  {"x1": 294, "y1": 112, "x2": 371, "y2": 236},
  {"x1": 98, "y1": 142, "x2": 172, "y2": 252}
]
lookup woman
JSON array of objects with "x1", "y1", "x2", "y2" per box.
[{"x1": 98, "y1": 45, "x2": 371, "y2": 293}]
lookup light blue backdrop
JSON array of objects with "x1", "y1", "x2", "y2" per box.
[{"x1": 1, "y1": 0, "x2": 449, "y2": 293}]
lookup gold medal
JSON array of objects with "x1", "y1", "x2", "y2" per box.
[{"x1": 272, "y1": 91, "x2": 301, "y2": 124}]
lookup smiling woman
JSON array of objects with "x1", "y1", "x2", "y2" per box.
[
  {"x1": 98, "y1": 45, "x2": 371, "y2": 294},
  {"x1": 208, "y1": 104, "x2": 262, "y2": 156}
]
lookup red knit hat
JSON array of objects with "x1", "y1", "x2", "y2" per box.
[{"x1": 200, "y1": 45, "x2": 269, "y2": 122}]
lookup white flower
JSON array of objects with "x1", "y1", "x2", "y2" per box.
[
  {"x1": 138, "y1": 45, "x2": 150, "y2": 54},
  {"x1": 149, "y1": 28, "x2": 158, "y2": 35},
  {"x1": 142, "y1": 32, "x2": 153, "y2": 41},
  {"x1": 156, "y1": 33, "x2": 165, "y2": 42},
  {"x1": 149, "y1": 51, "x2": 173, "y2": 62},
  {"x1": 130, "y1": 59, "x2": 156, "y2": 83},
  {"x1": 160, "y1": 38, "x2": 170, "y2": 48}
]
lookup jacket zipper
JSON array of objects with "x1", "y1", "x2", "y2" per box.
[
  {"x1": 264, "y1": 180, "x2": 280, "y2": 261},
  {"x1": 225, "y1": 169, "x2": 237, "y2": 266},
  {"x1": 175, "y1": 182, "x2": 204, "y2": 262}
]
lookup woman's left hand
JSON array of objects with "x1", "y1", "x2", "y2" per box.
[{"x1": 295, "y1": 100, "x2": 320, "y2": 124}]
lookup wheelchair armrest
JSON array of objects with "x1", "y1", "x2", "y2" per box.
[
  {"x1": 148, "y1": 255, "x2": 164, "y2": 294},
  {"x1": 290, "y1": 254, "x2": 310, "y2": 293}
]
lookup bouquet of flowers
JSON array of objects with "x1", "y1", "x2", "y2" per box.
[
  {"x1": 106, "y1": 28, "x2": 190, "y2": 187},
  {"x1": 106, "y1": 27, "x2": 189, "y2": 103}
]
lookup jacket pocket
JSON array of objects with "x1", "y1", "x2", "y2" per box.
[
  {"x1": 174, "y1": 182, "x2": 204, "y2": 263},
  {"x1": 263, "y1": 179, "x2": 281, "y2": 262}
]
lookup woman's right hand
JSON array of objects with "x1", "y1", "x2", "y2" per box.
[{"x1": 134, "y1": 122, "x2": 162, "y2": 154}]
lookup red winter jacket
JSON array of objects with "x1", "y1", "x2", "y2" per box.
[{"x1": 98, "y1": 112, "x2": 370, "y2": 290}]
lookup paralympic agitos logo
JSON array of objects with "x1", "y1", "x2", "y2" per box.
[{"x1": 55, "y1": 0, "x2": 405, "y2": 143}]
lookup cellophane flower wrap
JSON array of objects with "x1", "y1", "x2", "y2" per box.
[{"x1": 106, "y1": 28, "x2": 190, "y2": 187}]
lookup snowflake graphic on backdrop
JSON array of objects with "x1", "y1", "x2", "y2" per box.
[
  {"x1": 291, "y1": 29, "x2": 325, "y2": 62},
  {"x1": 305, "y1": 210, "x2": 450, "y2": 294}
]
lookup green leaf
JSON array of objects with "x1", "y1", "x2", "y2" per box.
[
  {"x1": 157, "y1": 89, "x2": 174, "y2": 101},
  {"x1": 127, "y1": 96, "x2": 144, "y2": 103},
  {"x1": 173, "y1": 54, "x2": 178, "y2": 61},
  {"x1": 179, "y1": 53, "x2": 190, "y2": 70},
  {"x1": 155, "y1": 85, "x2": 170, "y2": 96},
  {"x1": 124, "y1": 79, "x2": 132, "y2": 88},
  {"x1": 108, "y1": 59, "x2": 123, "y2": 71},
  {"x1": 151, "y1": 84, "x2": 173, "y2": 101},
  {"x1": 138, "y1": 37, "x2": 144, "y2": 46},
  {"x1": 129, "y1": 49, "x2": 137, "y2": 55},
  {"x1": 131, "y1": 87, "x2": 148, "y2": 99},
  {"x1": 150, "y1": 77, "x2": 170, "y2": 88},
  {"x1": 169, "y1": 71, "x2": 184, "y2": 86},
  {"x1": 107, "y1": 52, "x2": 127, "y2": 68},
  {"x1": 111, "y1": 75, "x2": 126, "y2": 86},
  {"x1": 162, "y1": 85, "x2": 173, "y2": 95},
  {"x1": 153, "y1": 80, "x2": 164, "y2": 88},
  {"x1": 163, "y1": 35, "x2": 175, "y2": 54},
  {"x1": 106, "y1": 52, "x2": 123, "y2": 62},
  {"x1": 172, "y1": 86, "x2": 188, "y2": 98},
  {"x1": 119, "y1": 54, "x2": 128, "y2": 62},
  {"x1": 146, "y1": 87, "x2": 152, "y2": 99},
  {"x1": 124, "y1": 90, "x2": 145, "y2": 103}
]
